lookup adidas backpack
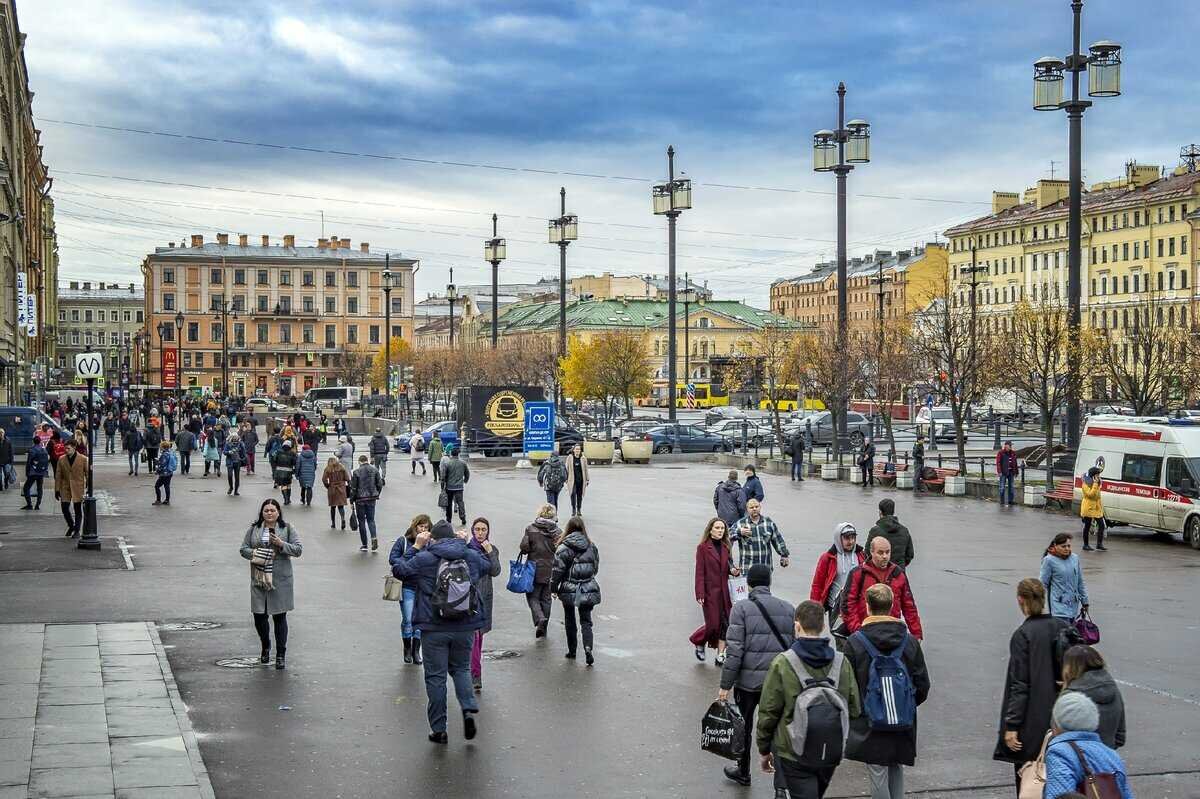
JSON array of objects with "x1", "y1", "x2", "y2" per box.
[
  {"x1": 782, "y1": 650, "x2": 850, "y2": 768},
  {"x1": 432, "y1": 557, "x2": 478, "y2": 622},
  {"x1": 851, "y1": 630, "x2": 916, "y2": 731}
]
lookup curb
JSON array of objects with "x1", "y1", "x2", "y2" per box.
[{"x1": 148, "y1": 622, "x2": 217, "y2": 799}]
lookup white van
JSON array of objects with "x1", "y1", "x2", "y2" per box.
[
  {"x1": 301, "y1": 386, "x2": 362, "y2": 411},
  {"x1": 1075, "y1": 416, "x2": 1200, "y2": 548}
]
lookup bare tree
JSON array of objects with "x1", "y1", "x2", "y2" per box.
[
  {"x1": 725, "y1": 324, "x2": 803, "y2": 448},
  {"x1": 1100, "y1": 293, "x2": 1200, "y2": 414},
  {"x1": 865, "y1": 318, "x2": 923, "y2": 459},
  {"x1": 793, "y1": 323, "x2": 868, "y2": 459},
  {"x1": 329, "y1": 347, "x2": 373, "y2": 389}
]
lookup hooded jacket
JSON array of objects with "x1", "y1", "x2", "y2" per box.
[
  {"x1": 713, "y1": 479, "x2": 747, "y2": 527},
  {"x1": 25, "y1": 443, "x2": 49, "y2": 478},
  {"x1": 391, "y1": 533, "x2": 489, "y2": 634},
  {"x1": 295, "y1": 447, "x2": 318, "y2": 487},
  {"x1": 865, "y1": 515, "x2": 914, "y2": 568},
  {"x1": 719, "y1": 586, "x2": 795, "y2": 692},
  {"x1": 1044, "y1": 731, "x2": 1133, "y2": 799},
  {"x1": 1040, "y1": 552, "x2": 1088, "y2": 619},
  {"x1": 845, "y1": 618, "x2": 931, "y2": 766},
  {"x1": 440, "y1": 456, "x2": 470, "y2": 491},
  {"x1": 757, "y1": 636, "x2": 862, "y2": 761},
  {"x1": 810, "y1": 538, "x2": 866, "y2": 606},
  {"x1": 175, "y1": 429, "x2": 195, "y2": 453},
  {"x1": 551, "y1": 531, "x2": 601, "y2": 607},
  {"x1": 1067, "y1": 669, "x2": 1126, "y2": 749},
  {"x1": 519, "y1": 517, "x2": 561, "y2": 584},
  {"x1": 742, "y1": 474, "x2": 764, "y2": 503}
]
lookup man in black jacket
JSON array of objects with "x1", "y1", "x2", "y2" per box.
[
  {"x1": 844, "y1": 584, "x2": 931, "y2": 799},
  {"x1": 865, "y1": 499, "x2": 915, "y2": 569},
  {"x1": 369, "y1": 427, "x2": 390, "y2": 477}
]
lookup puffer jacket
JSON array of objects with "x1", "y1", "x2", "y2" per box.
[
  {"x1": 295, "y1": 448, "x2": 317, "y2": 487},
  {"x1": 175, "y1": 429, "x2": 195, "y2": 453},
  {"x1": 222, "y1": 441, "x2": 246, "y2": 470},
  {"x1": 713, "y1": 479, "x2": 747, "y2": 527},
  {"x1": 719, "y1": 586, "x2": 796, "y2": 692},
  {"x1": 25, "y1": 444, "x2": 50, "y2": 478},
  {"x1": 1067, "y1": 669, "x2": 1126, "y2": 749},
  {"x1": 519, "y1": 517, "x2": 561, "y2": 584},
  {"x1": 369, "y1": 433, "x2": 390, "y2": 456},
  {"x1": 1044, "y1": 731, "x2": 1133, "y2": 799},
  {"x1": 551, "y1": 531, "x2": 600, "y2": 607}
]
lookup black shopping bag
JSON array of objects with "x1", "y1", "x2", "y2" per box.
[{"x1": 700, "y1": 700, "x2": 745, "y2": 761}]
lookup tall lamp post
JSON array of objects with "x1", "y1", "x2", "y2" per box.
[
  {"x1": 173, "y1": 312, "x2": 184, "y2": 404},
  {"x1": 212, "y1": 298, "x2": 237, "y2": 397},
  {"x1": 446, "y1": 269, "x2": 458, "y2": 349},
  {"x1": 653, "y1": 146, "x2": 692, "y2": 421},
  {"x1": 383, "y1": 256, "x2": 393, "y2": 411},
  {"x1": 681, "y1": 272, "x2": 696, "y2": 393},
  {"x1": 548, "y1": 188, "x2": 578, "y2": 411},
  {"x1": 1033, "y1": 2, "x2": 1122, "y2": 448},
  {"x1": 813, "y1": 84, "x2": 871, "y2": 455},
  {"x1": 484, "y1": 214, "x2": 506, "y2": 349}
]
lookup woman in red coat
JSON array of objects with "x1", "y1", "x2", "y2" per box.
[
  {"x1": 690, "y1": 518, "x2": 739, "y2": 664},
  {"x1": 809, "y1": 521, "x2": 865, "y2": 630}
]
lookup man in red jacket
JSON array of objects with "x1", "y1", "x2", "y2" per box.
[
  {"x1": 810, "y1": 521, "x2": 865, "y2": 630},
  {"x1": 995, "y1": 440, "x2": 1020, "y2": 506},
  {"x1": 840, "y1": 536, "x2": 923, "y2": 639}
]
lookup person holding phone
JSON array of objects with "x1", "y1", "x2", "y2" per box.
[{"x1": 239, "y1": 498, "x2": 303, "y2": 670}]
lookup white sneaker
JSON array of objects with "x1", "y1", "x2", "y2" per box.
[{"x1": 359, "y1": 545, "x2": 368, "y2": 552}]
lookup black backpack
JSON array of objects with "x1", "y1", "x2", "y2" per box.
[
  {"x1": 415, "y1": 436, "x2": 426, "y2": 452},
  {"x1": 432, "y1": 557, "x2": 478, "y2": 621}
]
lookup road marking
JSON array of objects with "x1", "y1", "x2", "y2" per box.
[
  {"x1": 1115, "y1": 679, "x2": 1200, "y2": 708},
  {"x1": 116, "y1": 536, "x2": 135, "y2": 570}
]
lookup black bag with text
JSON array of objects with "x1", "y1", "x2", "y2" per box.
[{"x1": 700, "y1": 700, "x2": 746, "y2": 761}]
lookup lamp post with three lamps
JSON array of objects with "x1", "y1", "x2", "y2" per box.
[
  {"x1": 548, "y1": 188, "x2": 578, "y2": 411},
  {"x1": 652, "y1": 146, "x2": 692, "y2": 421},
  {"x1": 484, "y1": 214, "x2": 506, "y2": 349}
]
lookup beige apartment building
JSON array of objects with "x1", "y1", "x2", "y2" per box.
[
  {"x1": 55, "y1": 281, "x2": 144, "y2": 387},
  {"x1": 141, "y1": 234, "x2": 415, "y2": 397}
]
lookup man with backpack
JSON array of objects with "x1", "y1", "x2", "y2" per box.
[
  {"x1": 537, "y1": 451, "x2": 568, "y2": 509},
  {"x1": 844, "y1": 584, "x2": 931, "y2": 799},
  {"x1": 391, "y1": 519, "x2": 490, "y2": 745},
  {"x1": 757, "y1": 600, "x2": 861, "y2": 798},
  {"x1": 717, "y1": 564, "x2": 795, "y2": 794},
  {"x1": 840, "y1": 537, "x2": 923, "y2": 640}
]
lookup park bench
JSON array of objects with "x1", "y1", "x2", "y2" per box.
[
  {"x1": 1045, "y1": 479, "x2": 1076, "y2": 508},
  {"x1": 873, "y1": 463, "x2": 907, "y2": 487},
  {"x1": 920, "y1": 466, "x2": 960, "y2": 493}
]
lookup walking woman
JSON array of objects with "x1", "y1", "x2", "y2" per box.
[
  {"x1": 551, "y1": 516, "x2": 601, "y2": 666},
  {"x1": 336, "y1": 436, "x2": 355, "y2": 475},
  {"x1": 993, "y1": 578, "x2": 1069, "y2": 792},
  {"x1": 389, "y1": 514, "x2": 432, "y2": 665},
  {"x1": 203, "y1": 427, "x2": 221, "y2": 477},
  {"x1": 1040, "y1": 533, "x2": 1089, "y2": 621},
  {"x1": 1062, "y1": 644, "x2": 1126, "y2": 750},
  {"x1": 322, "y1": 456, "x2": 350, "y2": 529},
  {"x1": 519, "y1": 503, "x2": 562, "y2": 638},
  {"x1": 296, "y1": 443, "x2": 317, "y2": 506},
  {"x1": 239, "y1": 498, "x2": 302, "y2": 670},
  {"x1": 690, "y1": 518, "x2": 736, "y2": 664},
  {"x1": 271, "y1": 440, "x2": 297, "y2": 505},
  {"x1": 152, "y1": 441, "x2": 177, "y2": 506},
  {"x1": 1080, "y1": 466, "x2": 1106, "y2": 551},
  {"x1": 563, "y1": 443, "x2": 589, "y2": 516},
  {"x1": 467, "y1": 517, "x2": 502, "y2": 692},
  {"x1": 223, "y1": 433, "x2": 247, "y2": 496}
]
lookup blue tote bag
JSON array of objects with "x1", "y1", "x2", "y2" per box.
[{"x1": 507, "y1": 554, "x2": 536, "y2": 594}]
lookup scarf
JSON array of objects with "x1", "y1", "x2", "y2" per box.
[{"x1": 251, "y1": 525, "x2": 277, "y2": 590}]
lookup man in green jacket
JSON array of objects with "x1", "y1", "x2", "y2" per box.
[
  {"x1": 428, "y1": 436, "x2": 444, "y2": 484},
  {"x1": 865, "y1": 498, "x2": 914, "y2": 569},
  {"x1": 757, "y1": 600, "x2": 861, "y2": 799}
]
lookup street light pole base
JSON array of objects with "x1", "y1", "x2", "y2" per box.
[{"x1": 78, "y1": 497, "x2": 101, "y2": 551}]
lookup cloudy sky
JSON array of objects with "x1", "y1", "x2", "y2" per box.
[{"x1": 23, "y1": 0, "x2": 1195, "y2": 305}]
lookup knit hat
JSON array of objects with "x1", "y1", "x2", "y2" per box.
[
  {"x1": 1052, "y1": 692, "x2": 1100, "y2": 732},
  {"x1": 282, "y1": 440, "x2": 293, "y2": 448},
  {"x1": 431, "y1": 520, "x2": 456, "y2": 540},
  {"x1": 747, "y1": 563, "x2": 772, "y2": 588}
]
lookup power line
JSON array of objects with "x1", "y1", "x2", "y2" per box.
[{"x1": 41, "y1": 117, "x2": 990, "y2": 207}]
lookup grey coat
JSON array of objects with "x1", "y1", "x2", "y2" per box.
[
  {"x1": 719, "y1": 586, "x2": 795, "y2": 691},
  {"x1": 440, "y1": 456, "x2": 470, "y2": 491},
  {"x1": 473, "y1": 544, "x2": 503, "y2": 634},
  {"x1": 239, "y1": 523, "x2": 302, "y2": 614}
]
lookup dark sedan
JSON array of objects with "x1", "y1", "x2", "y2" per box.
[{"x1": 640, "y1": 424, "x2": 733, "y2": 454}]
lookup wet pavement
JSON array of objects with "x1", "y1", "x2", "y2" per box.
[{"x1": 1, "y1": 445, "x2": 1197, "y2": 798}]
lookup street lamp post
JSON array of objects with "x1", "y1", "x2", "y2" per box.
[
  {"x1": 446, "y1": 269, "x2": 458, "y2": 349},
  {"x1": 653, "y1": 146, "x2": 693, "y2": 421},
  {"x1": 173, "y1": 311, "x2": 183, "y2": 405},
  {"x1": 962, "y1": 244, "x2": 989, "y2": 410},
  {"x1": 548, "y1": 188, "x2": 578, "y2": 412},
  {"x1": 383, "y1": 255, "x2": 393, "y2": 412},
  {"x1": 484, "y1": 214, "x2": 506, "y2": 349},
  {"x1": 1033, "y1": 1, "x2": 1122, "y2": 449},
  {"x1": 681, "y1": 272, "x2": 697, "y2": 399},
  {"x1": 814, "y1": 84, "x2": 871, "y2": 455},
  {"x1": 212, "y1": 299, "x2": 237, "y2": 398}
]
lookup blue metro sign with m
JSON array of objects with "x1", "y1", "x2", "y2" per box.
[{"x1": 523, "y1": 401, "x2": 555, "y2": 454}]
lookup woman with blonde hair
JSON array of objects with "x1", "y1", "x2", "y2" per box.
[
  {"x1": 519, "y1": 503, "x2": 561, "y2": 638},
  {"x1": 690, "y1": 518, "x2": 736, "y2": 664},
  {"x1": 321, "y1": 456, "x2": 350, "y2": 529},
  {"x1": 389, "y1": 514, "x2": 433, "y2": 664}
]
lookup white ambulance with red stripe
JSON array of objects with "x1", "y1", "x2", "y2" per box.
[{"x1": 1075, "y1": 416, "x2": 1200, "y2": 549}]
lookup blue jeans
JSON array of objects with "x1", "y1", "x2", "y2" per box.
[
  {"x1": 999, "y1": 474, "x2": 1016, "y2": 505},
  {"x1": 401, "y1": 587, "x2": 421, "y2": 640},
  {"x1": 545, "y1": 489, "x2": 560, "y2": 508},
  {"x1": 356, "y1": 501, "x2": 378, "y2": 546},
  {"x1": 420, "y1": 630, "x2": 478, "y2": 733},
  {"x1": 791, "y1": 459, "x2": 804, "y2": 480}
]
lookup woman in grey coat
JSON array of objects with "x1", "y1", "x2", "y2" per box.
[
  {"x1": 1062, "y1": 644, "x2": 1126, "y2": 749},
  {"x1": 467, "y1": 517, "x2": 502, "y2": 692},
  {"x1": 239, "y1": 498, "x2": 302, "y2": 670}
]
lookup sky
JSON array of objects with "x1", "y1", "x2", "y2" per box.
[{"x1": 21, "y1": 0, "x2": 1198, "y2": 307}]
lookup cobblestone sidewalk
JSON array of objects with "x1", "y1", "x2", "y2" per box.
[{"x1": 0, "y1": 623, "x2": 214, "y2": 799}]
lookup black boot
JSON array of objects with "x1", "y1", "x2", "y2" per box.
[
  {"x1": 259, "y1": 646, "x2": 270, "y2": 665},
  {"x1": 403, "y1": 638, "x2": 413, "y2": 664},
  {"x1": 411, "y1": 639, "x2": 423, "y2": 665},
  {"x1": 275, "y1": 654, "x2": 286, "y2": 670},
  {"x1": 724, "y1": 765, "x2": 751, "y2": 787}
]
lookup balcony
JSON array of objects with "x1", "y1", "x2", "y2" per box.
[{"x1": 250, "y1": 306, "x2": 318, "y2": 320}]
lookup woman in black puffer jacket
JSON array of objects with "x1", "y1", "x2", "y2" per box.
[{"x1": 551, "y1": 516, "x2": 601, "y2": 667}]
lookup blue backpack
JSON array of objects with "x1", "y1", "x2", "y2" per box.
[{"x1": 851, "y1": 630, "x2": 915, "y2": 731}]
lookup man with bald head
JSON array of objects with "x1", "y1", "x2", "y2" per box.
[{"x1": 839, "y1": 536, "x2": 923, "y2": 639}]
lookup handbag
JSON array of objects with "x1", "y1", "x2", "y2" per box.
[
  {"x1": 506, "y1": 553, "x2": 536, "y2": 594},
  {"x1": 700, "y1": 700, "x2": 746, "y2": 761},
  {"x1": 1017, "y1": 731, "x2": 1052, "y2": 799},
  {"x1": 1067, "y1": 740, "x2": 1123, "y2": 799},
  {"x1": 1074, "y1": 609, "x2": 1101, "y2": 645},
  {"x1": 437, "y1": 488, "x2": 449, "y2": 509},
  {"x1": 349, "y1": 508, "x2": 359, "y2": 531},
  {"x1": 382, "y1": 574, "x2": 403, "y2": 601}
]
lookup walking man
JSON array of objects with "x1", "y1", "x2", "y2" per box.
[
  {"x1": 996, "y1": 440, "x2": 1019, "y2": 507},
  {"x1": 845, "y1": 584, "x2": 931, "y2": 799},
  {"x1": 789, "y1": 432, "x2": 805, "y2": 481},
  {"x1": 391, "y1": 520, "x2": 488, "y2": 745},
  {"x1": 175, "y1": 426, "x2": 195, "y2": 476},
  {"x1": 840, "y1": 537, "x2": 923, "y2": 639},
  {"x1": 732, "y1": 498, "x2": 790, "y2": 573},
  {"x1": 439, "y1": 445, "x2": 469, "y2": 525},
  {"x1": 349, "y1": 454, "x2": 384, "y2": 552},
  {"x1": 859, "y1": 435, "x2": 876, "y2": 487},
  {"x1": 369, "y1": 427, "x2": 390, "y2": 478},
  {"x1": 911, "y1": 435, "x2": 925, "y2": 493},
  {"x1": 718, "y1": 564, "x2": 795, "y2": 793},
  {"x1": 865, "y1": 499, "x2": 914, "y2": 569}
]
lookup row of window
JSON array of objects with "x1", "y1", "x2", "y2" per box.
[
  {"x1": 58, "y1": 308, "x2": 143, "y2": 324},
  {"x1": 57, "y1": 331, "x2": 132, "y2": 347},
  {"x1": 160, "y1": 293, "x2": 403, "y2": 315},
  {"x1": 1091, "y1": 236, "x2": 1188, "y2": 264},
  {"x1": 1089, "y1": 304, "x2": 1188, "y2": 330},
  {"x1": 1092, "y1": 269, "x2": 1189, "y2": 297},
  {"x1": 953, "y1": 202, "x2": 1192, "y2": 252},
  {"x1": 174, "y1": 352, "x2": 365, "y2": 370},
  {"x1": 159, "y1": 322, "x2": 404, "y2": 346},
  {"x1": 161, "y1": 266, "x2": 401, "y2": 289},
  {"x1": 1092, "y1": 203, "x2": 1190, "y2": 233}
]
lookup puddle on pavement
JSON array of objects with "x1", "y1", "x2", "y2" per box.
[
  {"x1": 216, "y1": 657, "x2": 268, "y2": 668},
  {"x1": 159, "y1": 621, "x2": 222, "y2": 631},
  {"x1": 482, "y1": 650, "x2": 523, "y2": 661}
]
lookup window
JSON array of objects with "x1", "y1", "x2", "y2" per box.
[
  {"x1": 234, "y1": 323, "x2": 245, "y2": 347},
  {"x1": 210, "y1": 268, "x2": 222, "y2": 285},
  {"x1": 96, "y1": 310, "x2": 106, "y2": 322},
  {"x1": 161, "y1": 326, "x2": 175, "y2": 343},
  {"x1": 325, "y1": 325, "x2": 336, "y2": 348},
  {"x1": 1133, "y1": 211, "x2": 1140, "y2": 226},
  {"x1": 1122, "y1": 243, "x2": 1129, "y2": 261},
  {"x1": 390, "y1": 297, "x2": 403, "y2": 314},
  {"x1": 369, "y1": 325, "x2": 380, "y2": 344},
  {"x1": 1132, "y1": 274, "x2": 1139, "y2": 293},
  {"x1": 110, "y1": 332, "x2": 120, "y2": 346},
  {"x1": 280, "y1": 324, "x2": 292, "y2": 344},
  {"x1": 348, "y1": 297, "x2": 359, "y2": 314},
  {"x1": 280, "y1": 270, "x2": 291, "y2": 286},
  {"x1": 210, "y1": 295, "x2": 224, "y2": 311},
  {"x1": 303, "y1": 325, "x2": 314, "y2": 344},
  {"x1": 1090, "y1": 247, "x2": 1096, "y2": 265},
  {"x1": 302, "y1": 296, "x2": 314, "y2": 313},
  {"x1": 187, "y1": 322, "x2": 199, "y2": 342},
  {"x1": 163, "y1": 293, "x2": 175, "y2": 310},
  {"x1": 1101, "y1": 249, "x2": 1107, "y2": 264},
  {"x1": 82, "y1": 309, "x2": 92, "y2": 323},
  {"x1": 257, "y1": 295, "x2": 269, "y2": 312},
  {"x1": 1183, "y1": 236, "x2": 1189, "y2": 255},
  {"x1": 234, "y1": 269, "x2": 246, "y2": 285},
  {"x1": 136, "y1": 311, "x2": 143, "y2": 322},
  {"x1": 257, "y1": 323, "x2": 269, "y2": 343},
  {"x1": 1090, "y1": 279, "x2": 1096, "y2": 297},
  {"x1": 1121, "y1": 453, "x2": 1162, "y2": 486},
  {"x1": 124, "y1": 311, "x2": 132, "y2": 322},
  {"x1": 1122, "y1": 276, "x2": 1129, "y2": 293},
  {"x1": 392, "y1": 325, "x2": 402, "y2": 338},
  {"x1": 1169, "y1": 239, "x2": 1176, "y2": 257},
  {"x1": 1134, "y1": 241, "x2": 1140, "y2": 259},
  {"x1": 1102, "y1": 217, "x2": 1108, "y2": 231},
  {"x1": 347, "y1": 325, "x2": 358, "y2": 344},
  {"x1": 1158, "y1": 207, "x2": 1164, "y2": 224},
  {"x1": 257, "y1": 270, "x2": 268, "y2": 285},
  {"x1": 347, "y1": 271, "x2": 359, "y2": 288},
  {"x1": 1100, "y1": 276, "x2": 1107, "y2": 295},
  {"x1": 325, "y1": 271, "x2": 336, "y2": 287},
  {"x1": 302, "y1": 271, "x2": 314, "y2": 287},
  {"x1": 1158, "y1": 239, "x2": 1165, "y2": 258},
  {"x1": 163, "y1": 268, "x2": 175, "y2": 284},
  {"x1": 233, "y1": 295, "x2": 245, "y2": 312},
  {"x1": 1182, "y1": 270, "x2": 1189, "y2": 289},
  {"x1": 1169, "y1": 271, "x2": 1176, "y2": 290},
  {"x1": 195, "y1": 353, "x2": 204, "y2": 368},
  {"x1": 279, "y1": 296, "x2": 292, "y2": 313},
  {"x1": 1159, "y1": 272, "x2": 1165, "y2": 291},
  {"x1": 1121, "y1": 213, "x2": 1127, "y2": 228},
  {"x1": 1170, "y1": 206, "x2": 1177, "y2": 222},
  {"x1": 325, "y1": 297, "x2": 336, "y2": 313}
]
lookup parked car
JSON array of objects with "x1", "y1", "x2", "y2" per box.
[
  {"x1": 914, "y1": 406, "x2": 965, "y2": 443},
  {"x1": 704, "y1": 406, "x2": 747, "y2": 426},
  {"x1": 615, "y1": 418, "x2": 664, "y2": 446},
  {"x1": 782, "y1": 411, "x2": 873, "y2": 448},
  {"x1": 0, "y1": 406, "x2": 61, "y2": 459},
  {"x1": 244, "y1": 396, "x2": 287, "y2": 413},
  {"x1": 640, "y1": 424, "x2": 733, "y2": 454},
  {"x1": 1089, "y1": 404, "x2": 1135, "y2": 417},
  {"x1": 707, "y1": 419, "x2": 776, "y2": 448},
  {"x1": 393, "y1": 420, "x2": 459, "y2": 453}
]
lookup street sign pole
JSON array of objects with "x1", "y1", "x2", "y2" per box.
[{"x1": 74, "y1": 350, "x2": 104, "y2": 551}]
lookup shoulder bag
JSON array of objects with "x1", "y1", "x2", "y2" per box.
[
  {"x1": 1066, "y1": 740, "x2": 1122, "y2": 799},
  {"x1": 1017, "y1": 731, "x2": 1052, "y2": 799},
  {"x1": 749, "y1": 595, "x2": 789, "y2": 650},
  {"x1": 382, "y1": 574, "x2": 403, "y2": 601},
  {"x1": 506, "y1": 553, "x2": 536, "y2": 594}
]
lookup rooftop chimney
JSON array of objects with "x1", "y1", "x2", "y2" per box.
[
  {"x1": 317, "y1": 238, "x2": 329, "y2": 250},
  {"x1": 262, "y1": 235, "x2": 270, "y2": 247},
  {"x1": 69, "y1": 281, "x2": 78, "y2": 290},
  {"x1": 190, "y1": 234, "x2": 203, "y2": 248},
  {"x1": 992, "y1": 191, "x2": 1020, "y2": 214},
  {"x1": 360, "y1": 242, "x2": 369, "y2": 253},
  {"x1": 329, "y1": 235, "x2": 339, "y2": 249},
  {"x1": 168, "y1": 242, "x2": 175, "y2": 248},
  {"x1": 340, "y1": 238, "x2": 350, "y2": 250},
  {"x1": 217, "y1": 233, "x2": 229, "y2": 246},
  {"x1": 283, "y1": 234, "x2": 295, "y2": 248},
  {"x1": 238, "y1": 234, "x2": 248, "y2": 247}
]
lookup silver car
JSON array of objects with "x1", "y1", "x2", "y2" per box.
[
  {"x1": 707, "y1": 419, "x2": 777, "y2": 448},
  {"x1": 783, "y1": 411, "x2": 872, "y2": 447}
]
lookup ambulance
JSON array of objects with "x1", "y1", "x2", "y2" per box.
[{"x1": 1074, "y1": 416, "x2": 1200, "y2": 549}]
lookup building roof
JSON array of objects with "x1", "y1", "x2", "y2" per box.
[
  {"x1": 773, "y1": 246, "x2": 933, "y2": 288},
  {"x1": 58, "y1": 283, "x2": 144, "y2": 302},
  {"x1": 494, "y1": 297, "x2": 802, "y2": 336},
  {"x1": 944, "y1": 169, "x2": 1200, "y2": 236},
  {"x1": 147, "y1": 242, "x2": 415, "y2": 264}
]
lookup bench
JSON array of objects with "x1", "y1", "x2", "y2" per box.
[
  {"x1": 1045, "y1": 479, "x2": 1075, "y2": 507},
  {"x1": 919, "y1": 467, "x2": 960, "y2": 493},
  {"x1": 873, "y1": 463, "x2": 908, "y2": 487}
]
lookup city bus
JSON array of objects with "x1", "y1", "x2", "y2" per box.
[
  {"x1": 635, "y1": 380, "x2": 730, "y2": 408},
  {"x1": 759, "y1": 385, "x2": 825, "y2": 412}
]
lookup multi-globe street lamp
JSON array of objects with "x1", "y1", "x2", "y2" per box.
[
  {"x1": 813, "y1": 83, "x2": 870, "y2": 452},
  {"x1": 548, "y1": 188, "x2": 578, "y2": 411},
  {"x1": 652, "y1": 146, "x2": 692, "y2": 421},
  {"x1": 1033, "y1": 1, "x2": 1122, "y2": 448},
  {"x1": 484, "y1": 214, "x2": 506, "y2": 349}
]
